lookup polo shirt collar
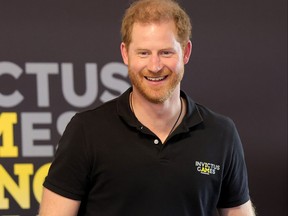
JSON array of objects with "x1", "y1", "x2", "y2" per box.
[{"x1": 117, "y1": 87, "x2": 203, "y2": 133}]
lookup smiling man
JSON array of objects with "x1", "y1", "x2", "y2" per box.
[{"x1": 39, "y1": 0, "x2": 256, "y2": 215}]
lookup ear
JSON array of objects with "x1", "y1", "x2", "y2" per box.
[
  {"x1": 120, "y1": 42, "x2": 129, "y2": 65},
  {"x1": 183, "y1": 40, "x2": 192, "y2": 64}
]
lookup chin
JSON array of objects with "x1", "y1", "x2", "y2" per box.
[{"x1": 143, "y1": 90, "x2": 172, "y2": 104}]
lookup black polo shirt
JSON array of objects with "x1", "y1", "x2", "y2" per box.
[{"x1": 44, "y1": 87, "x2": 250, "y2": 216}]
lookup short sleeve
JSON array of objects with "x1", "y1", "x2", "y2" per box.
[
  {"x1": 217, "y1": 123, "x2": 250, "y2": 208},
  {"x1": 43, "y1": 113, "x2": 91, "y2": 200}
]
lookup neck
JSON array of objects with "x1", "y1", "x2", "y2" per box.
[{"x1": 130, "y1": 91, "x2": 185, "y2": 143}]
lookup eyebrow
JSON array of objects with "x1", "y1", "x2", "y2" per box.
[{"x1": 134, "y1": 47, "x2": 175, "y2": 52}]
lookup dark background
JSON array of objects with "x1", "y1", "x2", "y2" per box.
[{"x1": 0, "y1": 0, "x2": 287, "y2": 215}]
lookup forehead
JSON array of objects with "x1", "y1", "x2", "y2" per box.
[{"x1": 130, "y1": 21, "x2": 178, "y2": 45}]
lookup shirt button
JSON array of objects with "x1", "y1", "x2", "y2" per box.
[{"x1": 154, "y1": 139, "x2": 159, "y2": 145}]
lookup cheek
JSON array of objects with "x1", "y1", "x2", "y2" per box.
[
  {"x1": 164, "y1": 58, "x2": 183, "y2": 72},
  {"x1": 129, "y1": 58, "x2": 147, "y2": 72}
]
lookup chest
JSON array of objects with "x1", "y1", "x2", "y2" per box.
[{"x1": 88, "y1": 130, "x2": 226, "y2": 198}]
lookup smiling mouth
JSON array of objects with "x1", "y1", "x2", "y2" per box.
[{"x1": 145, "y1": 75, "x2": 168, "y2": 81}]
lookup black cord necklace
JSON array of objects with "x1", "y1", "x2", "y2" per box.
[
  {"x1": 168, "y1": 97, "x2": 183, "y2": 136},
  {"x1": 129, "y1": 93, "x2": 183, "y2": 136}
]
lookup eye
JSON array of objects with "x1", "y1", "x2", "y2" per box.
[
  {"x1": 160, "y1": 50, "x2": 173, "y2": 57},
  {"x1": 137, "y1": 50, "x2": 150, "y2": 58}
]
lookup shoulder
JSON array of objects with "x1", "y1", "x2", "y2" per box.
[
  {"x1": 196, "y1": 103, "x2": 235, "y2": 129},
  {"x1": 194, "y1": 103, "x2": 241, "y2": 149},
  {"x1": 181, "y1": 91, "x2": 236, "y2": 132},
  {"x1": 74, "y1": 88, "x2": 131, "y2": 124},
  {"x1": 77, "y1": 98, "x2": 118, "y2": 120}
]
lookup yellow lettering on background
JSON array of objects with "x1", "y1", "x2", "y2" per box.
[
  {"x1": 0, "y1": 164, "x2": 33, "y2": 209},
  {"x1": 33, "y1": 163, "x2": 51, "y2": 202},
  {"x1": 0, "y1": 112, "x2": 18, "y2": 157}
]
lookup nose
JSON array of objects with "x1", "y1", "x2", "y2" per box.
[{"x1": 147, "y1": 54, "x2": 163, "y2": 73}]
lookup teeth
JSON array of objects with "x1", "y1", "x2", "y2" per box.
[{"x1": 146, "y1": 76, "x2": 165, "y2": 81}]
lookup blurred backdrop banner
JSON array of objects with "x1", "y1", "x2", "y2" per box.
[{"x1": 0, "y1": 0, "x2": 287, "y2": 215}]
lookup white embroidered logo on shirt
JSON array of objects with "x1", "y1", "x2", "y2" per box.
[{"x1": 195, "y1": 161, "x2": 220, "y2": 175}]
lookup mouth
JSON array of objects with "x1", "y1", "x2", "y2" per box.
[{"x1": 145, "y1": 75, "x2": 168, "y2": 82}]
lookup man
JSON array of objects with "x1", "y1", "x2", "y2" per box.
[{"x1": 39, "y1": 0, "x2": 256, "y2": 215}]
